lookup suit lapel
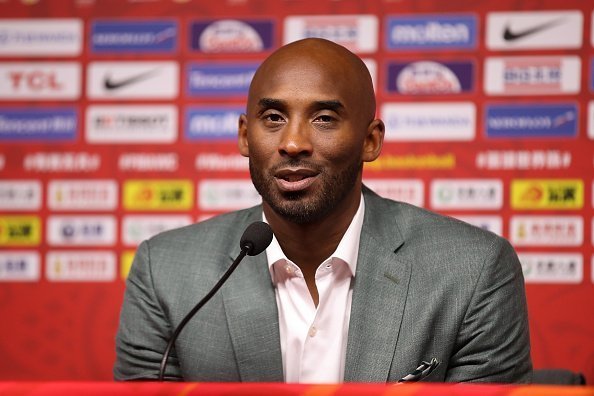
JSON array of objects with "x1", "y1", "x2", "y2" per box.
[
  {"x1": 344, "y1": 191, "x2": 412, "y2": 382},
  {"x1": 221, "y1": 214, "x2": 284, "y2": 382}
]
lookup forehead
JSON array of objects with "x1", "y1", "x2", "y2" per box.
[{"x1": 248, "y1": 54, "x2": 359, "y2": 111}]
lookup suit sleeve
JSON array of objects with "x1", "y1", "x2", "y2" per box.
[
  {"x1": 445, "y1": 236, "x2": 532, "y2": 383},
  {"x1": 113, "y1": 240, "x2": 183, "y2": 381}
]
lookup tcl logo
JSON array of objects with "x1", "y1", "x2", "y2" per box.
[
  {"x1": 0, "y1": 62, "x2": 80, "y2": 100},
  {"x1": 10, "y1": 71, "x2": 62, "y2": 91}
]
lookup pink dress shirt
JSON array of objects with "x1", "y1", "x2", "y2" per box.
[{"x1": 265, "y1": 196, "x2": 365, "y2": 383}]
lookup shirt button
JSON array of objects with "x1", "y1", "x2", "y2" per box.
[{"x1": 309, "y1": 326, "x2": 317, "y2": 337}]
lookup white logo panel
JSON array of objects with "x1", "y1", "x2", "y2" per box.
[
  {"x1": 122, "y1": 215, "x2": 192, "y2": 246},
  {"x1": 46, "y1": 215, "x2": 116, "y2": 246},
  {"x1": 0, "y1": 19, "x2": 82, "y2": 56},
  {"x1": 0, "y1": 63, "x2": 81, "y2": 100},
  {"x1": 0, "y1": 180, "x2": 42, "y2": 211},
  {"x1": 86, "y1": 105, "x2": 178, "y2": 144},
  {"x1": 47, "y1": 180, "x2": 118, "y2": 211},
  {"x1": 484, "y1": 56, "x2": 580, "y2": 95},
  {"x1": 486, "y1": 11, "x2": 583, "y2": 50},
  {"x1": 381, "y1": 102, "x2": 475, "y2": 141},
  {"x1": 46, "y1": 251, "x2": 116, "y2": 282},
  {"x1": 87, "y1": 61, "x2": 179, "y2": 99},
  {"x1": 510, "y1": 215, "x2": 583, "y2": 247},
  {"x1": 431, "y1": 179, "x2": 503, "y2": 210},
  {"x1": 519, "y1": 253, "x2": 583, "y2": 284},
  {"x1": 364, "y1": 179, "x2": 424, "y2": 207},
  {"x1": 284, "y1": 15, "x2": 378, "y2": 53},
  {"x1": 0, "y1": 251, "x2": 40, "y2": 282},
  {"x1": 198, "y1": 180, "x2": 261, "y2": 211}
]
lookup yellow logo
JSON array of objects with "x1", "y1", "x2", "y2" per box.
[
  {"x1": 120, "y1": 251, "x2": 136, "y2": 280},
  {"x1": 123, "y1": 180, "x2": 193, "y2": 210},
  {"x1": 511, "y1": 179, "x2": 583, "y2": 210},
  {"x1": 366, "y1": 153, "x2": 455, "y2": 171},
  {"x1": 0, "y1": 216, "x2": 41, "y2": 246}
]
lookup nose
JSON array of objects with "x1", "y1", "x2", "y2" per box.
[{"x1": 278, "y1": 119, "x2": 313, "y2": 157}]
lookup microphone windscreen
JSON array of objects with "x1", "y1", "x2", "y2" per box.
[{"x1": 240, "y1": 221, "x2": 273, "y2": 256}]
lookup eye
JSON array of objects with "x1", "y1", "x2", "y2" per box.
[
  {"x1": 265, "y1": 113, "x2": 285, "y2": 123},
  {"x1": 312, "y1": 113, "x2": 338, "y2": 129}
]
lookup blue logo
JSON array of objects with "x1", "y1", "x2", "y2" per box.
[
  {"x1": 386, "y1": 60, "x2": 474, "y2": 94},
  {"x1": 190, "y1": 19, "x2": 274, "y2": 53},
  {"x1": 0, "y1": 108, "x2": 77, "y2": 141},
  {"x1": 91, "y1": 20, "x2": 177, "y2": 53},
  {"x1": 185, "y1": 107, "x2": 243, "y2": 140},
  {"x1": 186, "y1": 63, "x2": 257, "y2": 97},
  {"x1": 590, "y1": 57, "x2": 594, "y2": 92},
  {"x1": 386, "y1": 14, "x2": 477, "y2": 50},
  {"x1": 485, "y1": 104, "x2": 578, "y2": 138}
]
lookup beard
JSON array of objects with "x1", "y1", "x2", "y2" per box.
[{"x1": 249, "y1": 157, "x2": 362, "y2": 224}]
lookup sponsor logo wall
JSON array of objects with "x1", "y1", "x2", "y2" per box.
[{"x1": 0, "y1": 0, "x2": 592, "y2": 384}]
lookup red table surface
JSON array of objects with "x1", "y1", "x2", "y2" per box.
[{"x1": 0, "y1": 382, "x2": 593, "y2": 396}]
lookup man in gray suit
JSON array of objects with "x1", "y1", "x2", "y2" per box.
[{"x1": 114, "y1": 38, "x2": 532, "y2": 383}]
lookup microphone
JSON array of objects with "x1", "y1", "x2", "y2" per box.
[{"x1": 158, "y1": 221, "x2": 273, "y2": 381}]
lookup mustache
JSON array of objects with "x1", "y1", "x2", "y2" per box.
[{"x1": 269, "y1": 159, "x2": 323, "y2": 173}]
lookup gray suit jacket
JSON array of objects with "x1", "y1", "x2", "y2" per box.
[{"x1": 114, "y1": 187, "x2": 532, "y2": 383}]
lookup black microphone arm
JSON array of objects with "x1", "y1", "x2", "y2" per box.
[{"x1": 158, "y1": 221, "x2": 273, "y2": 381}]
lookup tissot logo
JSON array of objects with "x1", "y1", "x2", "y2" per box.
[
  {"x1": 0, "y1": 108, "x2": 77, "y2": 142},
  {"x1": 186, "y1": 63, "x2": 256, "y2": 96},
  {"x1": 486, "y1": 11, "x2": 583, "y2": 50},
  {"x1": 87, "y1": 61, "x2": 179, "y2": 99}
]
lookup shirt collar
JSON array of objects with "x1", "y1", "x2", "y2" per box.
[{"x1": 264, "y1": 193, "x2": 365, "y2": 278}]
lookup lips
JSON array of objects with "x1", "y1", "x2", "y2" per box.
[{"x1": 274, "y1": 167, "x2": 319, "y2": 192}]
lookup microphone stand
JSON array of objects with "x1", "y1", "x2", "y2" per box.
[{"x1": 157, "y1": 242, "x2": 252, "y2": 381}]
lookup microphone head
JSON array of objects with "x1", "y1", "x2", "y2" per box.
[{"x1": 240, "y1": 221, "x2": 273, "y2": 256}]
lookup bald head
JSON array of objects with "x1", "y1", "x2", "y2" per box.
[{"x1": 248, "y1": 38, "x2": 377, "y2": 122}]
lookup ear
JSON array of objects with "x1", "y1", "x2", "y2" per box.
[
  {"x1": 362, "y1": 118, "x2": 384, "y2": 162},
  {"x1": 238, "y1": 114, "x2": 249, "y2": 157}
]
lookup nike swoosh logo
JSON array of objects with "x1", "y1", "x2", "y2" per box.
[
  {"x1": 503, "y1": 18, "x2": 564, "y2": 41},
  {"x1": 103, "y1": 69, "x2": 159, "y2": 90}
]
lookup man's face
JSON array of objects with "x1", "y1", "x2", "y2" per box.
[{"x1": 239, "y1": 56, "x2": 372, "y2": 224}]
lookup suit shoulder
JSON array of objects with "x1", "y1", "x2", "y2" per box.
[
  {"x1": 147, "y1": 206, "x2": 261, "y2": 251},
  {"x1": 366, "y1": 190, "x2": 505, "y2": 249}
]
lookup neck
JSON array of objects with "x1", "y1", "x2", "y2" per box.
[{"x1": 264, "y1": 189, "x2": 362, "y2": 276}]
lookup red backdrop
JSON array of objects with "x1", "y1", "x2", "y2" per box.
[{"x1": 0, "y1": 0, "x2": 592, "y2": 383}]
